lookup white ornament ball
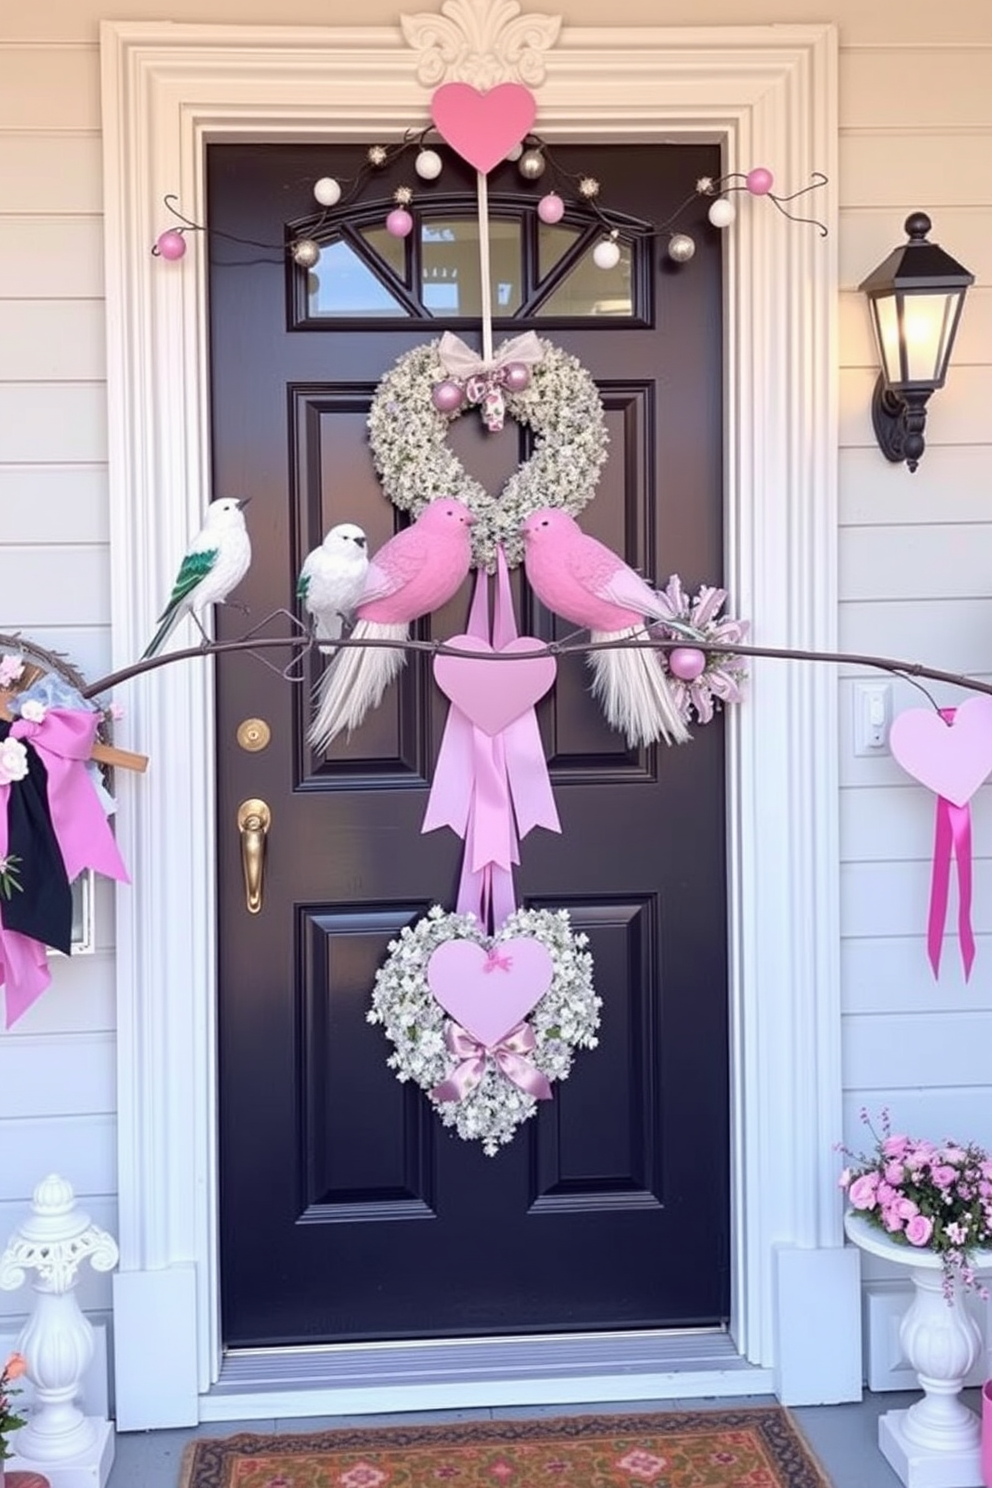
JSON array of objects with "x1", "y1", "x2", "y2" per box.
[
  {"x1": 707, "y1": 197, "x2": 737, "y2": 228},
  {"x1": 667, "y1": 233, "x2": 697, "y2": 263},
  {"x1": 313, "y1": 177, "x2": 342, "y2": 208},
  {"x1": 505, "y1": 143, "x2": 524, "y2": 162},
  {"x1": 592, "y1": 238, "x2": 621, "y2": 270},
  {"x1": 415, "y1": 149, "x2": 443, "y2": 181},
  {"x1": 292, "y1": 238, "x2": 321, "y2": 268}
]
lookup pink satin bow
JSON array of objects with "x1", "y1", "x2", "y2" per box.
[
  {"x1": 431, "y1": 1019, "x2": 553, "y2": 1104},
  {"x1": 436, "y1": 331, "x2": 544, "y2": 433}
]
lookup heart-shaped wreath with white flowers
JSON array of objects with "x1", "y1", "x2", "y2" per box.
[
  {"x1": 366, "y1": 336, "x2": 609, "y2": 573},
  {"x1": 368, "y1": 904, "x2": 601, "y2": 1154}
]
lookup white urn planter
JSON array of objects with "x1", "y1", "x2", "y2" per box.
[{"x1": 845, "y1": 1211, "x2": 992, "y2": 1488}]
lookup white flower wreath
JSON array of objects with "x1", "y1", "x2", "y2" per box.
[
  {"x1": 368, "y1": 904, "x2": 601, "y2": 1155},
  {"x1": 366, "y1": 338, "x2": 610, "y2": 573}
]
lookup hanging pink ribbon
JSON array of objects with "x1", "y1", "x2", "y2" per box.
[
  {"x1": 927, "y1": 709, "x2": 976, "y2": 980},
  {"x1": 0, "y1": 784, "x2": 52, "y2": 1028},
  {"x1": 11, "y1": 709, "x2": 130, "y2": 885},
  {"x1": 0, "y1": 708, "x2": 130, "y2": 1027},
  {"x1": 422, "y1": 546, "x2": 559, "y2": 929},
  {"x1": 431, "y1": 1019, "x2": 553, "y2": 1103}
]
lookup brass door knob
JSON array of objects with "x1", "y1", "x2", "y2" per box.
[{"x1": 237, "y1": 798, "x2": 271, "y2": 914}]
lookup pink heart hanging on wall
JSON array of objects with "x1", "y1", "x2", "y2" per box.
[
  {"x1": 433, "y1": 635, "x2": 557, "y2": 737},
  {"x1": 431, "y1": 83, "x2": 538, "y2": 175},
  {"x1": 427, "y1": 936, "x2": 554, "y2": 1048},
  {"x1": 889, "y1": 695, "x2": 992, "y2": 807}
]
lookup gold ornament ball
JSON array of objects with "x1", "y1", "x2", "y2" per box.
[
  {"x1": 518, "y1": 149, "x2": 546, "y2": 181},
  {"x1": 292, "y1": 238, "x2": 321, "y2": 268}
]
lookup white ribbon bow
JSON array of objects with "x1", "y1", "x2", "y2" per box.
[{"x1": 437, "y1": 330, "x2": 545, "y2": 381}]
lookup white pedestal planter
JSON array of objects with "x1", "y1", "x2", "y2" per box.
[
  {"x1": 0, "y1": 1176, "x2": 118, "y2": 1488},
  {"x1": 845, "y1": 1212, "x2": 992, "y2": 1488}
]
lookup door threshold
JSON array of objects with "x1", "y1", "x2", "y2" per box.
[{"x1": 202, "y1": 1330, "x2": 775, "y2": 1422}]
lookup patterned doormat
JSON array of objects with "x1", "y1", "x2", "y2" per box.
[{"x1": 179, "y1": 1407, "x2": 831, "y2": 1487}]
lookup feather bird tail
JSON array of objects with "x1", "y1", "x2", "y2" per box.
[
  {"x1": 588, "y1": 627, "x2": 691, "y2": 747},
  {"x1": 141, "y1": 606, "x2": 182, "y2": 661},
  {"x1": 307, "y1": 619, "x2": 409, "y2": 753}
]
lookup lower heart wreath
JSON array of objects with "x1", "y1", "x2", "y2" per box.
[{"x1": 368, "y1": 905, "x2": 601, "y2": 1154}]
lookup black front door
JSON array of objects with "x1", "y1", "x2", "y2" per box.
[{"x1": 208, "y1": 141, "x2": 728, "y2": 1347}]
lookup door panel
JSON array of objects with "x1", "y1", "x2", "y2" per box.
[{"x1": 209, "y1": 143, "x2": 728, "y2": 1348}]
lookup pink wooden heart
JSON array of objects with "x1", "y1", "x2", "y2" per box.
[
  {"x1": 889, "y1": 695, "x2": 992, "y2": 807},
  {"x1": 431, "y1": 83, "x2": 537, "y2": 175},
  {"x1": 434, "y1": 635, "x2": 556, "y2": 737},
  {"x1": 427, "y1": 936, "x2": 554, "y2": 1047}
]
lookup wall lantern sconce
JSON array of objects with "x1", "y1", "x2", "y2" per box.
[{"x1": 859, "y1": 212, "x2": 973, "y2": 472}]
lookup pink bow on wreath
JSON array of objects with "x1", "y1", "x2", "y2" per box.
[
  {"x1": 436, "y1": 331, "x2": 544, "y2": 432},
  {"x1": 431, "y1": 1019, "x2": 553, "y2": 1103}
]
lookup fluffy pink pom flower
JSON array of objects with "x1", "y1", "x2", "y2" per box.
[{"x1": 905, "y1": 1214, "x2": 934, "y2": 1246}]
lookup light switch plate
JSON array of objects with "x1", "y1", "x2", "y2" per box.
[{"x1": 853, "y1": 681, "x2": 892, "y2": 755}]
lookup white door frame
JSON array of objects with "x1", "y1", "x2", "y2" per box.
[{"x1": 100, "y1": 16, "x2": 852, "y2": 1430}]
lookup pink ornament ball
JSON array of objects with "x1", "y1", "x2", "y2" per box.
[
  {"x1": 669, "y1": 647, "x2": 707, "y2": 681},
  {"x1": 156, "y1": 230, "x2": 187, "y2": 261},
  {"x1": 745, "y1": 167, "x2": 774, "y2": 196},
  {"x1": 432, "y1": 379, "x2": 465, "y2": 414},
  {"x1": 503, "y1": 362, "x2": 531, "y2": 393},
  {"x1": 386, "y1": 208, "x2": 413, "y2": 238},
  {"x1": 537, "y1": 193, "x2": 565, "y2": 225}
]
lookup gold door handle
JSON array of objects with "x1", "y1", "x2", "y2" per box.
[{"x1": 237, "y1": 798, "x2": 271, "y2": 914}]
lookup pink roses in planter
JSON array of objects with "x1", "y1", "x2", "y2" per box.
[{"x1": 840, "y1": 1109, "x2": 992, "y2": 1300}]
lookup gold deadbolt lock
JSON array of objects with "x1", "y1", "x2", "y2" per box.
[{"x1": 237, "y1": 717, "x2": 271, "y2": 752}]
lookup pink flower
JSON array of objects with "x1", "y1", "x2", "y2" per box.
[
  {"x1": 931, "y1": 1165, "x2": 957, "y2": 1190},
  {"x1": 838, "y1": 1168, "x2": 852, "y2": 1189},
  {"x1": 848, "y1": 1174, "x2": 879, "y2": 1210},
  {"x1": 905, "y1": 1214, "x2": 934, "y2": 1246},
  {"x1": 894, "y1": 1197, "x2": 919, "y2": 1220},
  {"x1": 616, "y1": 1449, "x2": 667, "y2": 1481},
  {"x1": 883, "y1": 1136, "x2": 909, "y2": 1158},
  {"x1": 882, "y1": 1206, "x2": 905, "y2": 1232},
  {"x1": 884, "y1": 1162, "x2": 905, "y2": 1185}
]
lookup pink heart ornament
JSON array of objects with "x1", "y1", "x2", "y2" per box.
[
  {"x1": 427, "y1": 936, "x2": 554, "y2": 1047},
  {"x1": 434, "y1": 635, "x2": 556, "y2": 737},
  {"x1": 889, "y1": 695, "x2": 992, "y2": 808},
  {"x1": 431, "y1": 83, "x2": 537, "y2": 175}
]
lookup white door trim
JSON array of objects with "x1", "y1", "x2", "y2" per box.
[{"x1": 100, "y1": 17, "x2": 846, "y2": 1428}]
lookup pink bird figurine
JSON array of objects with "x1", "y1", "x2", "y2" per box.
[
  {"x1": 308, "y1": 499, "x2": 475, "y2": 750},
  {"x1": 522, "y1": 507, "x2": 699, "y2": 747}
]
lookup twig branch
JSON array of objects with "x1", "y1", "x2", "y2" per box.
[{"x1": 81, "y1": 623, "x2": 992, "y2": 702}]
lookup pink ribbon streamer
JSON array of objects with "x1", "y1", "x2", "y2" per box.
[
  {"x1": 431, "y1": 1019, "x2": 553, "y2": 1103},
  {"x1": 11, "y1": 709, "x2": 130, "y2": 884},
  {"x1": 422, "y1": 547, "x2": 559, "y2": 930},
  {"x1": 927, "y1": 710, "x2": 976, "y2": 980},
  {"x1": 0, "y1": 708, "x2": 130, "y2": 1027}
]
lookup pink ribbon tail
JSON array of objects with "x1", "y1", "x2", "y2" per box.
[
  {"x1": 927, "y1": 795, "x2": 975, "y2": 981},
  {"x1": 431, "y1": 1020, "x2": 552, "y2": 1103},
  {"x1": 0, "y1": 781, "x2": 52, "y2": 1026},
  {"x1": 12, "y1": 709, "x2": 130, "y2": 884}
]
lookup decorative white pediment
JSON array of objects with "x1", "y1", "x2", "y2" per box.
[{"x1": 401, "y1": 0, "x2": 562, "y2": 87}]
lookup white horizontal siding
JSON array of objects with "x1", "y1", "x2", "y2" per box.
[
  {"x1": 840, "y1": 445, "x2": 992, "y2": 524},
  {"x1": 0, "y1": 300, "x2": 106, "y2": 379},
  {"x1": 844, "y1": 1011, "x2": 992, "y2": 1088},
  {"x1": 841, "y1": 781, "x2": 992, "y2": 862},
  {"x1": 0, "y1": 465, "x2": 109, "y2": 542},
  {"x1": 0, "y1": 543, "x2": 110, "y2": 624},
  {"x1": 843, "y1": 1092, "x2": 992, "y2": 1161},
  {"x1": 838, "y1": 205, "x2": 992, "y2": 291},
  {"x1": 0, "y1": 135, "x2": 102, "y2": 214},
  {"x1": 840, "y1": 523, "x2": 992, "y2": 600},
  {"x1": 0, "y1": 45, "x2": 100, "y2": 130},
  {"x1": 839, "y1": 129, "x2": 992, "y2": 209},
  {"x1": 0, "y1": 216, "x2": 104, "y2": 297},
  {"x1": 0, "y1": 1031, "x2": 115, "y2": 1116},
  {"x1": 2, "y1": 1113, "x2": 116, "y2": 1195},
  {"x1": 0, "y1": 382, "x2": 107, "y2": 461},
  {"x1": 10, "y1": 952, "x2": 117, "y2": 1033},
  {"x1": 842, "y1": 934, "x2": 992, "y2": 1012},
  {"x1": 841, "y1": 47, "x2": 992, "y2": 130},
  {"x1": 843, "y1": 859, "x2": 992, "y2": 938}
]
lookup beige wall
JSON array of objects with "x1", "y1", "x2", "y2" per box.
[{"x1": 1, "y1": 0, "x2": 991, "y2": 1329}]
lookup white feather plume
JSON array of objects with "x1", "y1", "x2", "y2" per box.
[
  {"x1": 588, "y1": 627, "x2": 691, "y2": 747},
  {"x1": 307, "y1": 620, "x2": 409, "y2": 753}
]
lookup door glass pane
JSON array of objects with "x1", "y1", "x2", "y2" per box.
[
  {"x1": 537, "y1": 241, "x2": 634, "y2": 317},
  {"x1": 359, "y1": 225, "x2": 407, "y2": 281},
  {"x1": 307, "y1": 239, "x2": 407, "y2": 317},
  {"x1": 421, "y1": 218, "x2": 522, "y2": 317},
  {"x1": 538, "y1": 222, "x2": 581, "y2": 278}
]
